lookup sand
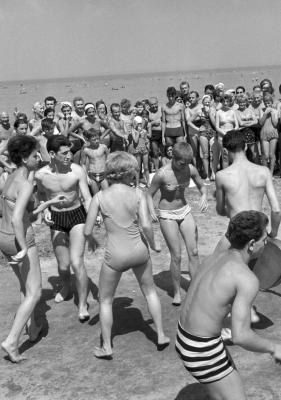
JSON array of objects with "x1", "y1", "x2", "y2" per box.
[{"x1": 0, "y1": 180, "x2": 281, "y2": 400}]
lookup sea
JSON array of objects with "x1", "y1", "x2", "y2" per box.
[{"x1": 1, "y1": 65, "x2": 281, "y2": 117}]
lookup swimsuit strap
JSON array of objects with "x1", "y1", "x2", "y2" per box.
[{"x1": 1, "y1": 193, "x2": 16, "y2": 204}]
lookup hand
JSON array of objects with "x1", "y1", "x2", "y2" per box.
[
  {"x1": 9, "y1": 248, "x2": 27, "y2": 265},
  {"x1": 150, "y1": 208, "x2": 159, "y2": 222},
  {"x1": 87, "y1": 234, "x2": 99, "y2": 253},
  {"x1": 50, "y1": 194, "x2": 67, "y2": 206},
  {"x1": 43, "y1": 208, "x2": 54, "y2": 226},
  {"x1": 199, "y1": 195, "x2": 208, "y2": 213}
]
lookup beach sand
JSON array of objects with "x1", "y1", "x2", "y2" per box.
[{"x1": 0, "y1": 181, "x2": 281, "y2": 400}]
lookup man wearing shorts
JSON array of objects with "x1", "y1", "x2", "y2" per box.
[
  {"x1": 149, "y1": 97, "x2": 162, "y2": 171},
  {"x1": 176, "y1": 210, "x2": 281, "y2": 399},
  {"x1": 161, "y1": 87, "x2": 187, "y2": 147},
  {"x1": 36, "y1": 135, "x2": 94, "y2": 321}
]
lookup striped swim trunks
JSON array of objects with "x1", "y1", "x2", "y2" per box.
[
  {"x1": 50, "y1": 204, "x2": 87, "y2": 234},
  {"x1": 175, "y1": 321, "x2": 234, "y2": 384}
]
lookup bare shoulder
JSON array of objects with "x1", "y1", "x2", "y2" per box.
[
  {"x1": 227, "y1": 259, "x2": 259, "y2": 291},
  {"x1": 35, "y1": 164, "x2": 51, "y2": 180},
  {"x1": 71, "y1": 163, "x2": 85, "y2": 176}
]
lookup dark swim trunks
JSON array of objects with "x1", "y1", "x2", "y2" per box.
[
  {"x1": 165, "y1": 127, "x2": 184, "y2": 138},
  {"x1": 50, "y1": 205, "x2": 86, "y2": 233},
  {"x1": 88, "y1": 171, "x2": 106, "y2": 184}
]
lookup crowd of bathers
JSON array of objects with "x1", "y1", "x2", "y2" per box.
[{"x1": 0, "y1": 77, "x2": 280, "y2": 189}]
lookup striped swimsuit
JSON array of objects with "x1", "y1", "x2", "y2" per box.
[{"x1": 175, "y1": 321, "x2": 234, "y2": 384}]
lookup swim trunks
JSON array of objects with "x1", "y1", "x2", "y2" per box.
[
  {"x1": 50, "y1": 204, "x2": 86, "y2": 233},
  {"x1": 175, "y1": 322, "x2": 234, "y2": 384},
  {"x1": 164, "y1": 127, "x2": 184, "y2": 138},
  {"x1": 151, "y1": 129, "x2": 162, "y2": 142},
  {"x1": 158, "y1": 203, "x2": 191, "y2": 221},
  {"x1": 88, "y1": 171, "x2": 106, "y2": 184}
]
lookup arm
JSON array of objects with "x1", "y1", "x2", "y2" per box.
[
  {"x1": 231, "y1": 272, "x2": 277, "y2": 355},
  {"x1": 147, "y1": 171, "x2": 162, "y2": 221},
  {"x1": 77, "y1": 165, "x2": 92, "y2": 211},
  {"x1": 190, "y1": 165, "x2": 208, "y2": 212},
  {"x1": 11, "y1": 182, "x2": 34, "y2": 259},
  {"x1": 84, "y1": 194, "x2": 99, "y2": 237},
  {"x1": 138, "y1": 190, "x2": 160, "y2": 251},
  {"x1": 109, "y1": 119, "x2": 126, "y2": 139},
  {"x1": 233, "y1": 110, "x2": 239, "y2": 129},
  {"x1": 215, "y1": 171, "x2": 227, "y2": 216},
  {"x1": 80, "y1": 148, "x2": 89, "y2": 175},
  {"x1": 271, "y1": 109, "x2": 279, "y2": 128},
  {"x1": 161, "y1": 107, "x2": 166, "y2": 145},
  {"x1": 265, "y1": 169, "x2": 281, "y2": 237},
  {"x1": 259, "y1": 108, "x2": 269, "y2": 126},
  {"x1": 33, "y1": 194, "x2": 67, "y2": 215},
  {"x1": 215, "y1": 111, "x2": 226, "y2": 137}
]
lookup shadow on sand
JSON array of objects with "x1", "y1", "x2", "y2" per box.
[
  {"x1": 153, "y1": 270, "x2": 190, "y2": 298},
  {"x1": 175, "y1": 383, "x2": 210, "y2": 400},
  {"x1": 89, "y1": 296, "x2": 158, "y2": 346}
]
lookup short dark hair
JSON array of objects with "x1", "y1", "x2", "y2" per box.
[
  {"x1": 84, "y1": 128, "x2": 100, "y2": 139},
  {"x1": 46, "y1": 135, "x2": 70, "y2": 153},
  {"x1": 41, "y1": 118, "x2": 55, "y2": 133},
  {"x1": 8, "y1": 135, "x2": 37, "y2": 166},
  {"x1": 73, "y1": 96, "x2": 84, "y2": 105},
  {"x1": 44, "y1": 96, "x2": 57, "y2": 105},
  {"x1": 14, "y1": 119, "x2": 28, "y2": 130},
  {"x1": 44, "y1": 107, "x2": 54, "y2": 117},
  {"x1": 110, "y1": 103, "x2": 120, "y2": 113},
  {"x1": 167, "y1": 87, "x2": 177, "y2": 97},
  {"x1": 190, "y1": 90, "x2": 199, "y2": 98},
  {"x1": 227, "y1": 211, "x2": 268, "y2": 250},
  {"x1": 223, "y1": 130, "x2": 246, "y2": 152},
  {"x1": 96, "y1": 100, "x2": 108, "y2": 114},
  {"x1": 120, "y1": 98, "x2": 131, "y2": 108},
  {"x1": 236, "y1": 86, "x2": 246, "y2": 93},
  {"x1": 204, "y1": 84, "x2": 215, "y2": 93}
]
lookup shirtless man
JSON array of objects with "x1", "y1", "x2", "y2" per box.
[
  {"x1": 0, "y1": 112, "x2": 13, "y2": 153},
  {"x1": 35, "y1": 135, "x2": 94, "y2": 321},
  {"x1": 215, "y1": 130, "x2": 281, "y2": 336},
  {"x1": 72, "y1": 96, "x2": 85, "y2": 120},
  {"x1": 149, "y1": 97, "x2": 162, "y2": 171},
  {"x1": 109, "y1": 103, "x2": 128, "y2": 152},
  {"x1": 176, "y1": 210, "x2": 281, "y2": 400},
  {"x1": 179, "y1": 81, "x2": 190, "y2": 104},
  {"x1": 162, "y1": 87, "x2": 186, "y2": 147},
  {"x1": 81, "y1": 129, "x2": 109, "y2": 195}
]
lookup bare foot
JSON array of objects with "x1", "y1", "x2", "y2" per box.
[
  {"x1": 1, "y1": 341, "x2": 26, "y2": 363},
  {"x1": 54, "y1": 286, "x2": 71, "y2": 303},
  {"x1": 27, "y1": 324, "x2": 43, "y2": 342},
  {"x1": 172, "y1": 293, "x2": 181, "y2": 306},
  {"x1": 94, "y1": 346, "x2": 113, "y2": 360},
  {"x1": 157, "y1": 336, "x2": 170, "y2": 351}
]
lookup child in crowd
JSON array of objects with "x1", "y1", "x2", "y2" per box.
[{"x1": 161, "y1": 145, "x2": 173, "y2": 166}]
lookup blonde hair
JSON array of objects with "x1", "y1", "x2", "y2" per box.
[{"x1": 106, "y1": 151, "x2": 138, "y2": 183}]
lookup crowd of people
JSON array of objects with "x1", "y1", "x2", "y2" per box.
[{"x1": 0, "y1": 77, "x2": 281, "y2": 399}]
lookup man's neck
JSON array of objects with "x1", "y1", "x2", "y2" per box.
[
  {"x1": 51, "y1": 160, "x2": 71, "y2": 174},
  {"x1": 231, "y1": 151, "x2": 248, "y2": 163}
]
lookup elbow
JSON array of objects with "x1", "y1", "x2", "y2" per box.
[{"x1": 231, "y1": 331, "x2": 247, "y2": 347}]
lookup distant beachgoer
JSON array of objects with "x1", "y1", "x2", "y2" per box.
[
  {"x1": 148, "y1": 97, "x2": 162, "y2": 171},
  {"x1": 204, "y1": 84, "x2": 215, "y2": 97},
  {"x1": 162, "y1": 87, "x2": 187, "y2": 147},
  {"x1": 235, "y1": 85, "x2": 246, "y2": 95},
  {"x1": 148, "y1": 142, "x2": 208, "y2": 305},
  {"x1": 176, "y1": 210, "x2": 281, "y2": 400},
  {"x1": 108, "y1": 103, "x2": 128, "y2": 152},
  {"x1": 72, "y1": 97, "x2": 85, "y2": 120},
  {"x1": 235, "y1": 93, "x2": 258, "y2": 161},
  {"x1": 0, "y1": 135, "x2": 65, "y2": 362},
  {"x1": 35, "y1": 135, "x2": 95, "y2": 321},
  {"x1": 179, "y1": 81, "x2": 190, "y2": 104},
  {"x1": 0, "y1": 112, "x2": 13, "y2": 153},
  {"x1": 161, "y1": 144, "x2": 173, "y2": 166},
  {"x1": 84, "y1": 151, "x2": 170, "y2": 359},
  {"x1": 29, "y1": 102, "x2": 44, "y2": 132},
  {"x1": 185, "y1": 91, "x2": 203, "y2": 167},
  {"x1": 96, "y1": 100, "x2": 111, "y2": 147},
  {"x1": 14, "y1": 119, "x2": 28, "y2": 136},
  {"x1": 81, "y1": 128, "x2": 109, "y2": 195},
  {"x1": 259, "y1": 93, "x2": 279, "y2": 174},
  {"x1": 130, "y1": 116, "x2": 151, "y2": 187},
  {"x1": 215, "y1": 94, "x2": 239, "y2": 170}
]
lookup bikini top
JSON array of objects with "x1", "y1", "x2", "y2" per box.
[{"x1": 161, "y1": 165, "x2": 190, "y2": 192}]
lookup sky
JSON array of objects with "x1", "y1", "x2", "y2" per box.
[{"x1": 1, "y1": 0, "x2": 281, "y2": 81}]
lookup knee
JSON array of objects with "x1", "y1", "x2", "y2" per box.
[
  {"x1": 70, "y1": 258, "x2": 84, "y2": 273},
  {"x1": 28, "y1": 285, "x2": 42, "y2": 303}
]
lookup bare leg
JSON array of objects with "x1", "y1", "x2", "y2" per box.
[
  {"x1": 95, "y1": 263, "x2": 121, "y2": 358},
  {"x1": 199, "y1": 136, "x2": 210, "y2": 178},
  {"x1": 142, "y1": 153, "x2": 150, "y2": 187},
  {"x1": 269, "y1": 138, "x2": 278, "y2": 174},
  {"x1": 151, "y1": 140, "x2": 160, "y2": 171},
  {"x1": 133, "y1": 259, "x2": 169, "y2": 349},
  {"x1": 2, "y1": 246, "x2": 42, "y2": 362},
  {"x1": 261, "y1": 140, "x2": 269, "y2": 167},
  {"x1": 206, "y1": 369, "x2": 246, "y2": 400},
  {"x1": 135, "y1": 154, "x2": 141, "y2": 187},
  {"x1": 159, "y1": 218, "x2": 182, "y2": 305},
  {"x1": 51, "y1": 230, "x2": 71, "y2": 302},
  {"x1": 179, "y1": 213, "x2": 199, "y2": 279},
  {"x1": 69, "y1": 224, "x2": 89, "y2": 319}
]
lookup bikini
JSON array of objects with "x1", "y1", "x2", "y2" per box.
[{"x1": 0, "y1": 194, "x2": 35, "y2": 257}]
